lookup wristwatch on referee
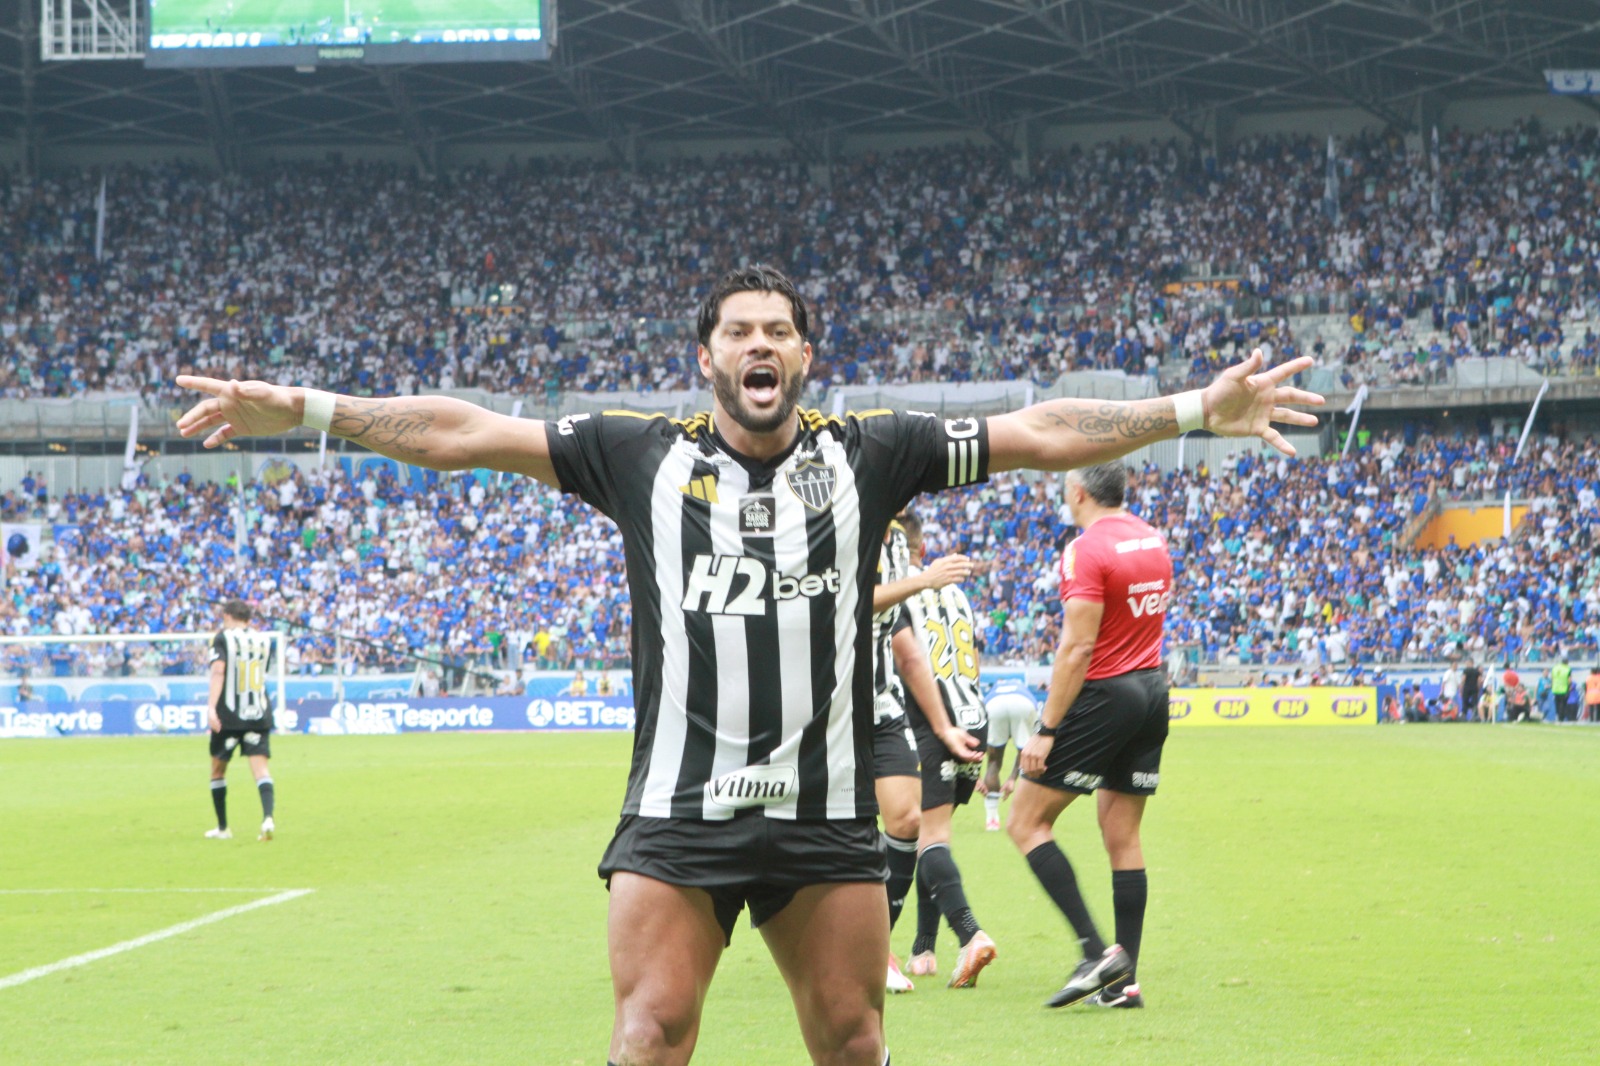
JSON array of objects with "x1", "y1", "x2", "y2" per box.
[{"x1": 1035, "y1": 719, "x2": 1060, "y2": 738}]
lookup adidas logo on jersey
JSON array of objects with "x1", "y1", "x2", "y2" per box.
[{"x1": 680, "y1": 475, "x2": 720, "y2": 503}]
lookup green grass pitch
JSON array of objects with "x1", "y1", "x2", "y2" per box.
[
  {"x1": 150, "y1": 0, "x2": 539, "y2": 41},
  {"x1": 2, "y1": 726, "x2": 1597, "y2": 1064}
]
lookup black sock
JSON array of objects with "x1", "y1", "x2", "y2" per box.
[
  {"x1": 1025, "y1": 841, "x2": 1106, "y2": 959},
  {"x1": 911, "y1": 863, "x2": 939, "y2": 956},
  {"x1": 883, "y1": 833, "x2": 918, "y2": 931},
  {"x1": 918, "y1": 844, "x2": 981, "y2": 947},
  {"x1": 210, "y1": 779, "x2": 227, "y2": 830},
  {"x1": 257, "y1": 777, "x2": 275, "y2": 819},
  {"x1": 1112, "y1": 868, "x2": 1148, "y2": 984}
]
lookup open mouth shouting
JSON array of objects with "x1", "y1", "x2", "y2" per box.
[{"x1": 742, "y1": 363, "x2": 783, "y2": 407}]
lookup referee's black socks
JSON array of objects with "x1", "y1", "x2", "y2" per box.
[
  {"x1": 1112, "y1": 867, "x2": 1147, "y2": 983},
  {"x1": 1025, "y1": 841, "x2": 1107, "y2": 960},
  {"x1": 882, "y1": 833, "x2": 918, "y2": 930}
]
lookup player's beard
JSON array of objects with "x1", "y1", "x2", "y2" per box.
[{"x1": 710, "y1": 360, "x2": 805, "y2": 435}]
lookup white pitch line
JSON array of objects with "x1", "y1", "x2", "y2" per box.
[
  {"x1": 0, "y1": 888, "x2": 298, "y2": 895},
  {"x1": 0, "y1": 889, "x2": 313, "y2": 991}
]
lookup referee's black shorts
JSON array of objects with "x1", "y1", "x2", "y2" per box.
[
  {"x1": 1027, "y1": 668, "x2": 1168, "y2": 796},
  {"x1": 598, "y1": 811, "x2": 887, "y2": 945}
]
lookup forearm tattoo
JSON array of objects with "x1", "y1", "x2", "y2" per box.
[
  {"x1": 1041, "y1": 402, "x2": 1174, "y2": 445},
  {"x1": 329, "y1": 399, "x2": 437, "y2": 457}
]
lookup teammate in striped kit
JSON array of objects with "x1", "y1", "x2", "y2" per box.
[
  {"x1": 894, "y1": 509, "x2": 997, "y2": 988},
  {"x1": 203, "y1": 600, "x2": 277, "y2": 842},
  {"x1": 871, "y1": 523, "x2": 978, "y2": 992},
  {"x1": 176, "y1": 265, "x2": 1321, "y2": 1065}
]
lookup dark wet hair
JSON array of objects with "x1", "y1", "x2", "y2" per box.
[
  {"x1": 222, "y1": 599, "x2": 253, "y2": 623},
  {"x1": 696, "y1": 264, "x2": 810, "y2": 348}
]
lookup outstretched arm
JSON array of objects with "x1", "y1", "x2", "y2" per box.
[
  {"x1": 987, "y1": 350, "x2": 1324, "y2": 473},
  {"x1": 174, "y1": 377, "x2": 559, "y2": 486}
]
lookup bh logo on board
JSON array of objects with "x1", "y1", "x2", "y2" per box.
[
  {"x1": 1213, "y1": 698, "x2": 1250, "y2": 720},
  {"x1": 1273, "y1": 698, "x2": 1310, "y2": 719},
  {"x1": 1168, "y1": 698, "x2": 1192, "y2": 720},
  {"x1": 1331, "y1": 697, "x2": 1369, "y2": 719}
]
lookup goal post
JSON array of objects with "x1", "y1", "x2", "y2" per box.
[{"x1": 0, "y1": 631, "x2": 287, "y2": 715}]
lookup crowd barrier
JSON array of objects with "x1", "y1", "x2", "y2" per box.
[
  {"x1": 1168, "y1": 687, "x2": 1377, "y2": 726},
  {"x1": 0, "y1": 695, "x2": 637, "y2": 738},
  {"x1": 1, "y1": 685, "x2": 1376, "y2": 738}
]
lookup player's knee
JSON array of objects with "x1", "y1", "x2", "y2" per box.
[
  {"x1": 1005, "y1": 813, "x2": 1046, "y2": 853},
  {"x1": 830, "y1": 1026, "x2": 886, "y2": 1066},
  {"x1": 806, "y1": 1004, "x2": 883, "y2": 1066},
  {"x1": 882, "y1": 805, "x2": 919, "y2": 839},
  {"x1": 614, "y1": 995, "x2": 698, "y2": 1058}
]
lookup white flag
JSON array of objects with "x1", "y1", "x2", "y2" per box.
[
  {"x1": 1429, "y1": 126, "x2": 1441, "y2": 216},
  {"x1": 1323, "y1": 135, "x2": 1340, "y2": 223},
  {"x1": 94, "y1": 176, "x2": 107, "y2": 262},
  {"x1": 1513, "y1": 379, "x2": 1550, "y2": 465}
]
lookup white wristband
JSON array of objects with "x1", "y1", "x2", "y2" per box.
[
  {"x1": 1173, "y1": 390, "x2": 1205, "y2": 435},
  {"x1": 301, "y1": 389, "x2": 337, "y2": 433}
]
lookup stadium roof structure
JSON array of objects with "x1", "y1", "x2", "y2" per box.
[{"x1": 2, "y1": 0, "x2": 1598, "y2": 169}]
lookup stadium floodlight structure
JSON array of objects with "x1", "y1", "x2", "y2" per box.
[
  {"x1": 40, "y1": 0, "x2": 143, "y2": 59},
  {"x1": 0, "y1": 631, "x2": 286, "y2": 716}
]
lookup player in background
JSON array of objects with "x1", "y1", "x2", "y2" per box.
[
  {"x1": 978, "y1": 677, "x2": 1041, "y2": 831},
  {"x1": 895, "y1": 509, "x2": 997, "y2": 988},
  {"x1": 871, "y1": 524, "x2": 978, "y2": 991},
  {"x1": 204, "y1": 600, "x2": 278, "y2": 842},
  {"x1": 1008, "y1": 462, "x2": 1174, "y2": 1010}
]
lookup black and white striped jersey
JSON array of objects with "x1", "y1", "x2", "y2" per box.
[
  {"x1": 548, "y1": 408, "x2": 989, "y2": 820},
  {"x1": 209, "y1": 629, "x2": 276, "y2": 731},
  {"x1": 872, "y1": 523, "x2": 911, "y2": 723},
  {"x1": 901, "y1": 572, "x2": 988, "y2": 732}
]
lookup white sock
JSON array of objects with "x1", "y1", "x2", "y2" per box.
[{"x1": 985, "y1": 793, "x2": 1000, "y2": 820}]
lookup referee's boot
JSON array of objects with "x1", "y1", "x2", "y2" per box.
[{"x1": 1046, "y1": 944, "x2": 1131, "y2": 1008}]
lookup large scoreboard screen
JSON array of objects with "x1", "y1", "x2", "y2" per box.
[{"x1": 146, "y1": 0, "x2": 549, "y2": 67}]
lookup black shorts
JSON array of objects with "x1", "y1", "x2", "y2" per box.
[
  {"x1": 873, "y1": 711, "x2": 920, "y2": 779},
  {"x1": 209, "y1": 729, "x2": 271, "y2": 760},
  {"x1": 909, "y1": 707, "x2": 988, "y2": 811},
  {"x1": 598, "y1": 811, "x2": 887, "y2": 945},
  {"x1": 1028, "y1": 668, "x2": 1168, "y2": 796}
]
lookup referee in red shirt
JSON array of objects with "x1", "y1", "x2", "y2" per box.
[{"x1": 1008, "y1": 461, "x2": 1173, "y2": 1010}]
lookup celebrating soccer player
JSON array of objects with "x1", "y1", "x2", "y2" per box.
[{"x1": 176, "y1": 265, "x2": 1320, "y2": 1064}]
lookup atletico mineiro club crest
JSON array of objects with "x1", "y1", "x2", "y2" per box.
[{"x1": 785, "y1": 458, "x2": 837, "y2": 512}]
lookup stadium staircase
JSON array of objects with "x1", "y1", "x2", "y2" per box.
[{"x1": 1398, "y1": 494, "x2": 1446, "y2": 550}]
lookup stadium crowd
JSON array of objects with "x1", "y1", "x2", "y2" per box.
[
  {"x1": 2, "y1": 427, "x2": 1597, "y2": 686},
  {"x1": 3, "y1": 120, "x2": 1599, "y2": 405}
]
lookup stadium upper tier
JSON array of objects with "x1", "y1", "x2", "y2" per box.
[
  {"x1": 2, "y1": 122, "x2": 1598, "y2": 410},
  {"x1": 2, "y1": 430, "x2": 1596, "y2": 683}
]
